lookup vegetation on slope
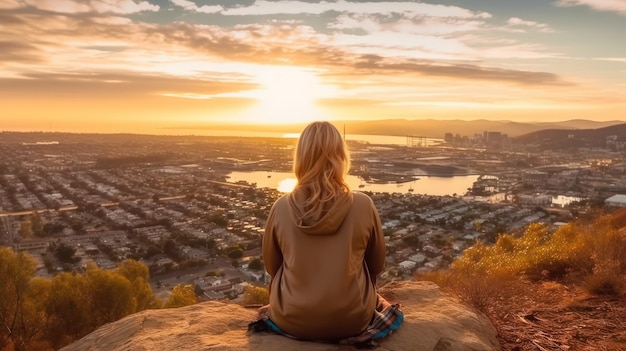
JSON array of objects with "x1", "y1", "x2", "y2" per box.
[
  {"x1": 422, "y1": 209, "x2": 626, "y2": 350},
  {"x1": 424, "y1": 211, "x2": 625, "y2": 307},
  {"x1": 0, "y1": 254, "x2": 197, "y2": 351}
]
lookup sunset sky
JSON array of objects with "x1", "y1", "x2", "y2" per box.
[{"x1": 1, "y1": 0, "x2": 625, "y2": 134}]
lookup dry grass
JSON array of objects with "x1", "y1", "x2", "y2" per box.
[
  {"x1": 440, "y1": 215, "x2": 626, "y2": 303},
  {"x1": 421, "y1": 211, "x2": 626, "y2": 350},
  {"x1": 242, "y1": 285, "x2": 269, "y2": 306},
  {"x1": 486, "y1": 277, "x2": 626, "y2": 351}
]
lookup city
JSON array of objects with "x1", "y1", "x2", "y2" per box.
[{"x1": 1, "y1": 130, "x2": 625, "y2": 301}]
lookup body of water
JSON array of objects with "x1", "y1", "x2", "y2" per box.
[
  {"x1": 165, "y1": 129, "x2": 443, "y2": 147},
  {"x1": 345, "y1": 134, "x2": 443, "y2": 147},
  {"x1": 227, "y1": 171, "x2": 478, "y2": 196},
  {"x1": 226, "y1": 172, "x2": 589, "y2": 204}
]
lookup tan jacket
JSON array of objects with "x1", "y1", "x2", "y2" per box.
[{"x1": 263, "y1": 190, "x2": 386, "y2": 340}]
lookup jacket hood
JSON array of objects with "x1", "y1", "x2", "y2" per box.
[{"x1": 287, "y1": 190, "x2": 353, "y2": 235}]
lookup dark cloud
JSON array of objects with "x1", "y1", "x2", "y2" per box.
[
  {"x1": 0, "y1": 71, "x2": 257, "y2": 97},
  {"x1": 352, "y1": 55, "x2": 571, "y2": 86},
  {"x1": 0, "y1": 41, "x2": 44, "y2": 63},
  {"x1": 0, "y1": 12, "x2": 28, "y2": 25}
]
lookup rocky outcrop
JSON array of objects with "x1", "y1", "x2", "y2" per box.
[{"x1": 61, "y1": 281, "x2": 500, "y2": 351}]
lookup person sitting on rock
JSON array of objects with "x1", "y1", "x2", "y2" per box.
[{"x1": 255, "y1": 121, "x2": 403, "y2": 345}]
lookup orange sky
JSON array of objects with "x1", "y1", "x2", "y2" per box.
[{"x1": 1, "y1": 0, "x2": 625, "y2": 134}]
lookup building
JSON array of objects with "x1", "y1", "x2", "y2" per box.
[
  {"x1": 14, "y1": 238, "x2": 52, "y2": 254},
  {"x1": 605, "y1": 194, "x2": 626, "y2": 208}
]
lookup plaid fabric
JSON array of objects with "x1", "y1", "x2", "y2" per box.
[
  {"x1": 343, "y1": 295, "x2": 403, "y2": 344},
  {"x1": 249, "y1": 294, "x2": 403, "y2": 346}
]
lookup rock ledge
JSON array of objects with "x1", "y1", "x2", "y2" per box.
[{"x1": 61, "y1": 281, "x2": 500, "y2": 351}]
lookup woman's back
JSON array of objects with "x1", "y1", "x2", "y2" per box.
[{"x1": 263, "y1": 190, "x2": 385, "y2": 340}]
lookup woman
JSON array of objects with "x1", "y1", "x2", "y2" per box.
[{"x1": 261, "y1": 121, "x2": 400, "y2": 342}]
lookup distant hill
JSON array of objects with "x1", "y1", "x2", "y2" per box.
[
  {"x1": 336, "y1": 119, "x2": 624, "y2": 139},
  {"x1": 514, "y1": 122, "x2": 626, "y2": 148},
  {"x1": 189, "y1": 119, "x2": 624, "y2": 139}
]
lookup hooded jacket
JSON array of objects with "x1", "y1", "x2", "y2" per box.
[{"x1": 262, "y1": 190, "x2": 386, "y2": 340}]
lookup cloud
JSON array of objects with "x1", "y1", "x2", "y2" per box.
[
  {"x1": 20, "y1": 0, "x2": 159, "y2": 14},
  {"x1": 324, "y1": 9, "x2": 491, "y2": 61},
  {"x1": 0, "y1": 41, "x2": 44, "y2": 63},
  {"x1": 0, "y1": 0, "x2": 570, "y2": 104},
  {"x1": 507, "y1": 17, "x2": 554, "y2": 32},
  {"x1": 0, "y1": 0, "x2": 23, "y2": 9},
  {"x1": 91, "y1": 0, "x2": 159, "y2": 14},
  {"x1": 326, "y1": 12, "x2": 557, "y2": 61},
  {"x1": 22, "y1": 0, "x2": 91, "y2": 13},
  {"x1": 330, "y1": 12, "x2": 486, "y2": 36},
  {"x1": 352, "y1": 55, "x2": 570, "y2": 86},
  {"x1": 0, "y1": 71, "x2": 256, "y2": 98},
  {"x1": 221, "y1": 0, "x2": 491, "y2": 19},
  {"x1": 170, "y1": 0, "x2": 223, "y2": 14},
  {"x1": 477, "y1": 43, "x2": 563, "y2": 59},
  {"x1": 555, "y1": 0, "x2": 626, "y2": 15},
  {"x1": 595, "y1": 57, "x2": 626, "y2": 63}
]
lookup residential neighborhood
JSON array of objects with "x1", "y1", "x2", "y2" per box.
[{"x1": 1, "y1": 131, "x2": 625, "y2": 302}]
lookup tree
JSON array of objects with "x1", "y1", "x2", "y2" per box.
[
  {"x1": 14, "y1": 277, "x2": 51, "y2": 350},
  {"x1": 0, "y1": 253, "x2": 161, "y2": 350},
  {"x1": 68, "y1": 218, "x2": 84, "y2": 235},
  {"x1": 45, "y1": 272, "x2": 91, "y2": 349},
  {"x1": 42, "y1": 222, "x2": 64, "y2": 236},
  {"x1": 0, "y1": 248, "x2": 37, "y2": 350},
  {"x1": 116, "y1": 260, "x2": 160, "y2": 311},
  {"x1": 54, "y1": 244, "x2": 79, "y2": 264},
  {"x1": 18, "y1": 220, "x2": 33, "y2": 239},
  {"x1": 116, "y1": 259, "x2": 149, "y2": 282},
  {"x1": 144, "y1": 245, "x2": 161, "y2": 259},
  {"x1": 164, "y1": 285, "x2": 197, "y2": 308},
  {"x1": 226, "y1": 247, "x2": 243, "y2": 260},
  {"x1": 163, "y1": 239, "x2": 180, "y2": 260},
  {"x1": 248, "y1": 258, "x2": 264, "y2": 271},
  {"x1": 84, "y1": 268, "x2": 136, "y2": 327},
  {"x1": 30, "y1": 212, "x2": 44, "y2": 238}
]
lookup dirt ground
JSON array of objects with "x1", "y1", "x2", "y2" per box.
[{"x1": 484, "y1": 279, "x2": 626, "y2": 351}]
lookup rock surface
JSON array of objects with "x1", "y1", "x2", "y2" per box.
[{"x1": 61, "y1": 281, "x2": 500, "y2": 351}]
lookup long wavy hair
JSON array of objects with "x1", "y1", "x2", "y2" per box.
[{"x1": 293, "y1": 121, "x2": 351, "y2": 218}]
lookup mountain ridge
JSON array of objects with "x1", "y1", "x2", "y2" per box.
[
  {"x1": 170, "y1": 119, "x2": 624, "y2": 139},
  {"x1": 514, "y1": 122, "x2": 626, "y2": 148}
]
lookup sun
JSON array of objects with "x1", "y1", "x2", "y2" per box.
[{"x1": 242, "y1": 66, "x2": 335, "y2": 124}]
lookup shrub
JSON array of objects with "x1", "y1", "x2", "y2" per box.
[
  {"x1": 164, "y1": 284, "x2": 197, "y2": 308},
  {"x1": 426, "y1": 214, "x2": 626, "y2": 307},
  {"x1": 242, "y1": 285, "x2": 269, "y2": 306},
  {"x1": 584, "y1": 257, "x2": 624, "y2": 295},
  {"x1": 420, "y1": 264, "x2": 515, "y2": 311}
]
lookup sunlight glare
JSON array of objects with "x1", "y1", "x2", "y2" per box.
[
  {"x1": 277, "y1": 178, "x2": 297, "y2": 193},
  {"x1": 244, "y1": 66, "x2": 335, "y2": 124}
]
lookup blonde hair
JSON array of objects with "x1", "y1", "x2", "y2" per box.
[{"x1": 293, "y1": 121, "x2": 351, "y2": 217}]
